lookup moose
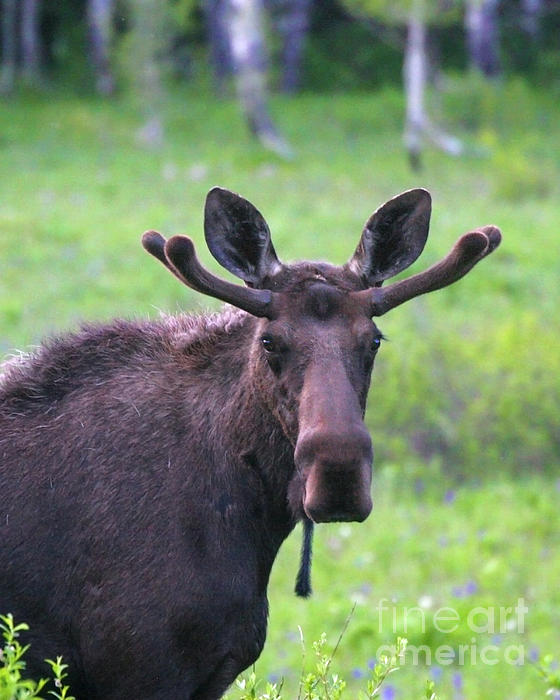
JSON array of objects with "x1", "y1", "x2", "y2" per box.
[{"x1": 0, "y1": 188, "x2": 501, "y2": 699}]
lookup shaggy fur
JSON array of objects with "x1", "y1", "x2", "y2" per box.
[{"x1": 0, "y1": 187, "x2": 499, "y2": 700}]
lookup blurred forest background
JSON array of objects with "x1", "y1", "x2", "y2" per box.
[
  {"x1": 1, "y1": 1, "x2": 560, "y2": 698},
  {"x1": 2, "y1": 0, "x2": 560, "y2": 161}
]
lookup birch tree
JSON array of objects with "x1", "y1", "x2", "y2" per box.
[
  {"x1": 268, "y1": 0, "x2": 313, "y2": 93},
  {"x1": 127, "y1": 0, "x2": 168, "y2": 148},
  {"x1": 340, "y1": 0, "x2": 463, "y2": 169},
  {"x1": 204, "y1": 0, "x2": 234, "y2": 93},
  {"x1": 464, "y1": 0, "x2": 501, "y2": 76},
  {"x1": 87, "y1": 0, "x2": 115, "y2": 95},
  {"x1": 225, "y1": 0, "x2": 292, "y2": 157}
]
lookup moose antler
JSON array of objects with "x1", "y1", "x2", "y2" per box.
[
  {"x1": 362, "y1": 225, "x2": 501, "y2": 317},
  {"x1": 142, "y1": 230, "x2": 274, "y2": 318}
]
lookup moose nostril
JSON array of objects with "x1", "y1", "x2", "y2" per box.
[
  {"x1": 304, "y1": 495, "x2": 372, "y2": 524},
  {"x1": 295, "y1": 426, "x2": 373, "y2": 470},
  {"x1": 295, "y1": 424, "x2": 373, "y2": 524}
]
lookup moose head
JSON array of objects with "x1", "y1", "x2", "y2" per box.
[{"x1": 143, "y1": 188, "x2": 501, "y2": 529}]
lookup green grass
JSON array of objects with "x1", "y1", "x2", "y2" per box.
[
  {"x1": 248, "y1": 474, "x2": 560, "y2": 699},
  {"x1": 1, "y1": 80, "x2": 559, "y2": 698},
  {"x1": 1, "y1": 81, "x2": 559, "y2": 476}
]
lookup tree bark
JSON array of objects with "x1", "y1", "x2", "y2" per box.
[
  {"x1": 268, "y1": 0, "x2": 313, "y2": 93},
  {"x1": 129, "y1": 0, "x2": 166, "y2": 148},
  {"x1": 465, "y1": 0, "x2": 501, "y2": 77},
  {"x1": 87, "y1": 0, "x2": 115, "y2": 95},
  {"x1": 0, "y1": 0, "x2": 17, "y2": 94},
  {"x1": 403, "y1": 1, "x2": 426, "y2": 170},
  {"x1": 225, "y1": 0, "x2": 292, "y2": 157},
  {"x1": 403, "y1": 0, "x2": 462, "y2": 170},
  {"x1": 204, "y1": 0, "x2": 233, "y2": 93},
  {"x1": 21, "y1": 0, "x2": 41, "y2": 86}
]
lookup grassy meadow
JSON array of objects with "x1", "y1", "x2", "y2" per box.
[{"x1": 1, "y1": 80, "x2": 559, "y2": 698}]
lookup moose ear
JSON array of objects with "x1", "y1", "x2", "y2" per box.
[
  {"x1": 204, "y1": 187, "x2": 282, "y2": 287},
  {"x1": 347, "y1": 189, "x2": 432, "y2": 285}
]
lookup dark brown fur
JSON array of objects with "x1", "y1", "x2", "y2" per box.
[
  {"x1": 0, "y1": 270, "x2": 375, "y2": 699},
  {"x1": 0, "y1": 188, "x2": 501, "y2": 699},
  {"x1": 1, "y1": 312, "x2": 293, "y2": 699}
]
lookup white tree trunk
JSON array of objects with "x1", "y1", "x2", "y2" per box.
[
  {"x1": 269, "y1": 0, "x2": 313, "y2": 93},
  {"x1": 226, "y1": 0, "x2": 292, "y2": 157},
  {"x1": 87, "y1": 0, "x2": 115, "y2": 95},
  {"x1": 403, "y1": 0, "x2": 462, "y2": 170},
  {"x1": 403, "y1": 1, "x2": 426, "y2": 169},
  {"x1": 129, "y1": 0, "x2": 167, "y2": 148},
  {"x1": 465, "y1": 0, "x2": 501, "y2": 76}
]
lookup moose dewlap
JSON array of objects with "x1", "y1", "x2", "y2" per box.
[{"x1": 0, "y1": 188, "x2": 501, "y2": 700}]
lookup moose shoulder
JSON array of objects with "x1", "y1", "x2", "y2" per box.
[{"x1": 0, "y1": 188, "x2": 501, "y2": 700}]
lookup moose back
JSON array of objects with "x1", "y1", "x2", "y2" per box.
[{"x1": 0, "y1": 188, "x2": 501, "y2": 699}]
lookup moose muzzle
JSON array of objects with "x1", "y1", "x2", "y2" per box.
[{"x1": 296, "y1": 424, "x2": 373, "y2": 523}]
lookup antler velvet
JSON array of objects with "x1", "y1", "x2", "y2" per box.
[
  {"x1": 142, "y1": 230, "x2": 274, "y2": 318},
  {"x1": 360, "y1": 225, "x2": 502, "y2": 316}
]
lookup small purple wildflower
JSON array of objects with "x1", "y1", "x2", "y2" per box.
[
  {"x1": 452, "y1": 671, "x2": 463, "y2": 690},
  {"x1": 360, "y1": 583, "x2": 373, "y2": 596},
  {"x1": 431, "y1": 666, "x2": 443, "y2": 682},
  {"x1": 452, "y1": 580, "x2": 478, "y2": 598},
  {"x1": 381, "y1": 684, "x2": 396, "y2": 700},
  {"x1": 491, "y1": 634, "x2": 502, "y2": 646},
  {"x1": 352, "y1": 667, "x2": 365, "y2": 679},
  {"x1": 528, "y1": 646, "x2": 540, "y2": 663},
  {"x1": 367, "y1": 658, "x2": 377, "y2": 670},
  {"x1": 268, "y1": 672, "x2": 281, "y2": 684},
  {"x1": 444, "y1": 489, "x2": 456, "y2": 504}
]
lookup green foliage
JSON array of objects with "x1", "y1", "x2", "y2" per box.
[
  {"x1": 1, "y1": 82, "x2": 559, "y2": 477},
  {"x1": 0, "y1": 614, "x2": 48, "y2": 700},
  {"x1": 228, "y1": 632, "x2": 412, "y2": 699},
  {"x1": 169, "y1": 0, "x2": 200, "y2": 33},
  {"x1": 9, "y1": 0, "x2": 560, "y2": 96},
  {"x1": 302, "y1": 13, "x2": 403, "y2": 91},
  {"x1": 361, "y1": 637, "x2": 408, "y2": 698},
  {"x1": 43, "y1": 659, "x2": 75, "y2": 700},
  {"x1": 0, "y1": 616, "x2": 75, "y2": 700},
  {"x1": 0, "y1": 81, "x2": 559, "y2": 698},
  {"x1": 536, "y1": 655, "x2": 560, "y2": 697},
  {"x1": 257, "y1": 474, "x2": 559, "y2": 698},
  {"x1": 339, "y1": 0, "x2": 462, "y2": 26},
  {"x1": 423, "y1": 679, "x2": 437, "y2": 700}
]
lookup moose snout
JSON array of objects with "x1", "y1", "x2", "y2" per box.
[{"x1": 295, "y1": 425, "x2": 373, "y2": 524}]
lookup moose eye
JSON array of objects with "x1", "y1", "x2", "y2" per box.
[
  {"x1": 261, "y1": 336, "x2": 277, "y2": 353},
  {"x1": 372, "y1": 335, "x2": 383, "y2": 351}
]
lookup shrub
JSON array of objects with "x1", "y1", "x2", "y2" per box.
[{"x1": 0, "y1": 614, "x2": 74, "y2": 700}]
